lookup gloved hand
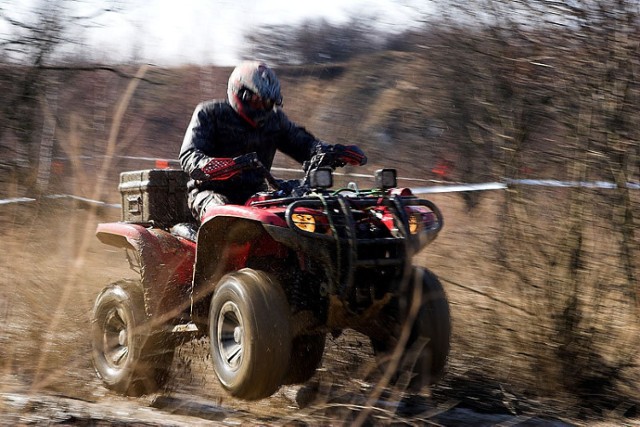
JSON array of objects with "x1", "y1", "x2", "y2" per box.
[
  {"x1": 334, "y1": 144, "x2": 367, "y2": 166},
  {"x1": 190, "y1": 153, "x2": 259, "y2": 181}
]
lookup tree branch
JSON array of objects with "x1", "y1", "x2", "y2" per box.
[{"x1": 37, "y1": 65, "x2": 163, "y2": 85}]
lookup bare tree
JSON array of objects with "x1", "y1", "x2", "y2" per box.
[
  {"x1": 0, "y1": 0, "x2": 132, "y2": 194},
  {"x1": 0, "y1": 1, "x2": 66, "y2": 189}
]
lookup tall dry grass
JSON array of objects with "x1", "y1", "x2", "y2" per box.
[{"x1": 0, "y1": 65, "x2": 150, "y2": 400}]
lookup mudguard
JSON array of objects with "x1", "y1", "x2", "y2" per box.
[
  {"x1": 192, "y1": 205, "x2": 288, "y2": 294},
  {"x1": 96, "y1": 222, "x2": 196, "y2": 320}
]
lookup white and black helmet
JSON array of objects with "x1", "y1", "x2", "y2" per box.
[{"x1": 227, "y1": 61, "x2": 282, "y2": 126}]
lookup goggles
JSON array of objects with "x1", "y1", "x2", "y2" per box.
[{"x1": 240, "y1": 88, "x2": 281, "y2": 111}]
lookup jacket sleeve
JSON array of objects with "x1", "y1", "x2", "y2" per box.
[
  {"x1": 276, "y1": 111, "x2": 329, "y2": 164},
  {"x1": 179, "y1": 102, "x2": 216, "y2": 177}
]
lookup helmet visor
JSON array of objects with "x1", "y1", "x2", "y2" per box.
[{"x1": 240, "y1": 88, "x2": 280, "y2": 111}]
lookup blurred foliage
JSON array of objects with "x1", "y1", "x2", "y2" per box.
[
  {"x1": 0, "y1": 0, "x2": 123, "y2": 192},
  {"x1": 0, "y1": 0, "x2": 639, "y2": 415},
  {"x1": 241, "y1": 16, "x2": 387, "y2": 65},
  {"x1": 432, "y1": 0, "x2": 640, "y2": 411}
]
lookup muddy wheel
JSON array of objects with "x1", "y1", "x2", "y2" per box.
[
  {"x1": 91, "y1": 280, "x2": 174, "y2": 397},
  {"x1": 372, "y1": 267, "x2": 451, "y2": 392},
  {"x1": 282, "y1": 333, "x2": 326, "y2": 385},
  {"x1": 209, "y1": 269, "x2": 292, "y2": 400}
]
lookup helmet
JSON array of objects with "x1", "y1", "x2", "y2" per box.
[{"x1": 227, "y1": 61, "x2": 283, "y2": 127}]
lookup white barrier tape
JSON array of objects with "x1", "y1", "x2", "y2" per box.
[
  {"x1": 120, "y1": 157, "x2": 638, "y2": 188},
  {"x1": 0, "y1": 194, "x2": 121, "y2": 208},
  {"x1": 0, "y1": 197, "x2": 36, "y2": 205},
  {"x1": 46, "y1": 194, "x2": 122, "y2": 208},
  {"x1": 413, "y1": 180, "x2": 640, "y2": 194},
  {"x1": 507, "y1": 179, "x2": 640, "y2": 189},
  {"x1": 412, "y1": 182, "x2": 508, "y2": 194},
  {"x1": 3, "y1": 177, "x2": 637, "y2": 207}
]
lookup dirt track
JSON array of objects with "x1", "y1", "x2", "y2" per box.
[{"x1": 0, "y1": 197, "x2": 630, "y2": 426}]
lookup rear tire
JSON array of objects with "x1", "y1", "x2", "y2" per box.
[
  {"x1": 209, "y1": 269, "x2": 292, "y2": 400},
  {"x1": 91, "y1": 280, "x2": 174, "y2": 396},
  {"x1": 372, "y1": 267, "x2": 451, "y2": 392}
]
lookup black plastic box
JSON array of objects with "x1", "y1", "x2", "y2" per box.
[{"x1": 118, "y1": 169, "x2": 193, "y2": 227}]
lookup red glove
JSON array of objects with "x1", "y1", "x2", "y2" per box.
[
  {"x1": 335, "y1": 144, "x2": 367, "y2": 166},
  {"x1": 191, "y1": 153, "x2": 258, "y2": 181},
  {"x1": 201, "y1": 158, "x2": 240, "y2": 180}
]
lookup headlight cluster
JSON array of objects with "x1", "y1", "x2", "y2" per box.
[
  {"x1": 289, "y1": 204, "x2": 437, "y2": 238},
  {"x1": 291, "y1": 213, "x2": 316, "y2": 233},
  {"x1": 289, "y1": 208, "x2": 332, "y2": 235},
  {"x1": 406, "y1": 208, "x2": 436, "y2": 234},
  {"x1": 408, "y1": 214, "x2": 420, "y2": 234}
]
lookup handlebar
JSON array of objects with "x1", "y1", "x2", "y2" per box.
[{"x1": 196, "y1": 146, "x2": 364, "y2": 197}]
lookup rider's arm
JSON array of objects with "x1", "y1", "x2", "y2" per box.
[
  {"x1": 179, "y1": 101, "x2": 218, "y2": 178},
  {"x1": 275, "y1": 111, "x2": 366, "y2": 166},
  {"x1": 275, "y1": 110, "x2": 329, "y2": 163}
]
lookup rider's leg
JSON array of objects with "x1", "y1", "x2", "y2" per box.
[{"x1": 188, "y1": 190, "x2": 229, "y2": 221}]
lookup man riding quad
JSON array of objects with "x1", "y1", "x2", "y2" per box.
[
  {"x1": 180, "y1": 60, "x2": 367, "y2": 220},
  {"x1": 90, "y1": 61, "x2": 450, "y2": 402}
]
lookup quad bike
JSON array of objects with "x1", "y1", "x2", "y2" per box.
[{"x1": 91, "y1": 147, "x2": 451, "y2": 400}]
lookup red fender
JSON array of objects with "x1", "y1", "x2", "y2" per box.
[
  {"x1": 193, "y1": 212, "x2": 289, "y2": 293},
  {"x1": 96, "y1": 222, "x2": 196, "y2": 320},
  {"x1": 200, "y1": 204, "x2": 287, "y2": 226}
]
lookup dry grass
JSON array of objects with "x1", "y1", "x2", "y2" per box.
[{"x1": 1, "y1": 187, "x2": 639, "y2": 425}]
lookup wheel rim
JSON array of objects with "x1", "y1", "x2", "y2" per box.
[
  {"x1": 102, "y1": 306, "x2": 130, "y2": 369},
  {"x1": 217, "y1": 301, "x2": 244, "y2": 372}
]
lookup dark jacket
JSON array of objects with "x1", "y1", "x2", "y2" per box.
[{"x1": 179, "y1": 100, "x2": 325, "y2": 201}]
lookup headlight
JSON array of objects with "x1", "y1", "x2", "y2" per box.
[
  {"x1": 405, "y1": 207, "x2": 436, "y2": 234},
  {"x1": 291, "y1": 213, "x2": 316, "y2": 232},
  {"x1": 375, "y1": 169, "x2": 397, "y2": 189},
  {"x1": 408, "y1": 213, "x2": 421, "y2": 234},
  {"x1": 310, "y1": 167, "x2": 333, "y2": 189}
]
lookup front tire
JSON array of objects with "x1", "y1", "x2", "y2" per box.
[
  {"x1": 372, "y1": 267, "x2": 451, "y2": 392},
  {"x1": 209, "y1": 269, "x2": 292, "y2": 400},
  {"x1": 91, "y1": 280, "x2": 174, "y2": 396}
]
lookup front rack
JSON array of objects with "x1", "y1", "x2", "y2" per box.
[{"x1": 283, "y1": 193, "x2": 443, "y2": 303}]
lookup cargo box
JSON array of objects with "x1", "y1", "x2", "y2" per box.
[{"x1": 119, "y1": 169, "x2": 193, "y2": 227}]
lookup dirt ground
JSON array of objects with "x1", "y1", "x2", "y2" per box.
[{"x1": 1, "y1": 192, "x2": 638, "y2": 426}]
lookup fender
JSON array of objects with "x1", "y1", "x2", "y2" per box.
[
  {"x1": 200, "y1": 203, "x2": 287, "y2": 226},
  {"x1": 192, "y1": 211, "x2": 288, "y2": 297},
  {"x1": 96, "y1": 222, "x2": 196, "y2": 321}
]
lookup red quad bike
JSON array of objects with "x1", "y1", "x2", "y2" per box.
[{"x1": 91, "y1": 148, "x2": 451, "y2": 400}]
